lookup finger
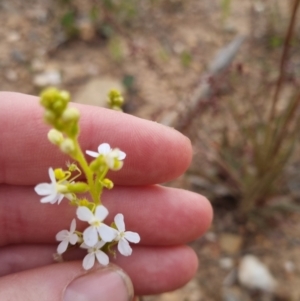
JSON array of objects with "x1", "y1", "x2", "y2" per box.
[
  {"x1": 0, "y1": 261, "x2": 134, "y2": 301},
  {"x1": 0, "y1": 92, "x2": 192, "y2": 186},
  {"x1": 0, "y1": 244, "x2": 56, "y2": 277},
  {"x1": 0, "y1": 185, "x2": 212, "y2": 247},
  {"x1": 112, "y1": 245, "x2": 198, "y2": 295},
  {"x1": 0, "y1": 245, "x2": 197, "y2": 295}
]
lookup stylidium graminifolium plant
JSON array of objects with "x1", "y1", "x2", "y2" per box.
[{"x1": 34, "y1": 88, "x2": 140, "y2": 270}]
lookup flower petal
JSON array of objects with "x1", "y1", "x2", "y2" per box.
[
  {"x1": 40, "y1": 193, "x2": 57, "y2": 203},
  {"x1": 70, "y1": 219, "x2": 76, "y2": 233},
  {"x1": 95, "y1": 240, "x2": 106, "y2": 249},
  {"x1": 95, "y1": 250, "x2": 109, "y2": 266},
  {"x1": 83, "y1": 253, "x2": 95, "y2": 270},
  {"x1": 57, "y1": 240, "x2": 69, "y2": 254},
  {"x1": 80, "y1": 243, "x2": 89, "y2": 250},
  {"x1": 114, "y1": 214, "x2": 125, "y2": 232},
  {"x1": 48, "y1": 168, "x2": 56, "y2": 184},
  {"x1": 76, "y1": 206, "x2": 93, "y2": 222},
  {"x1": 105, "y1": 156, "x2": 115, "y2": 169},
  {"x1": 98, "y1": 143, "x2": 111, "y2": 155},
  {"x1": 34, "y1": 183, "x2": 52, "y2": 195},
  {"x1": 83, "y1": 226, "x2": 98, "y2": 247},
  {"x1": 56, "y1": 194, "x2": 64, "y2": 204},
  {"x1": 98, "y1": 224, "x2": 117, "y2": 242},
  {"x1": 69, "y1": 233, "x2": 79, "y2": 245},
  {"x1": 65, "y1": 193, "x2": 74, "y2": 201},
  {"x1": 118, "y1": 151, "x2": 126, "y2": 160},
  {"x1": 95, "y1": 205, "x2": 109, "y2": 221},
  {"x1": 85, "y1": 150, "x2": 100, "y2": 158},
  {"x1": 56, "y1": 230, "x2": 69, "y2": 241},
  {"x1": 124, "y1": 231, "x2": 140, "y2": 243},
  {"x1": 118, "y1": 238, "x2": 132, "y2": 256}
]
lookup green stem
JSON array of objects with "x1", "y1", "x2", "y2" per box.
[
  {"x1": 73, "y1": 139, "x2": 99, "y2": 204},
  {"x1": 95, "y1": 166, "x2": 109, "y2": 197}
]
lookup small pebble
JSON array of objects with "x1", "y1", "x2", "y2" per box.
[
  {"x1": 11, "y1": 50, "x2": 27, "y2": 63},
  {"x1": 238, "y1": 255, "x2": 277, "y2": 293},
  {"x1": 220, "y1": 257, "x2": 234, "y2": 270},
  {"x1": 205, "y1": 231, "x2": 217, "y2": 242},
  {"x1": 33, "y1": 69, "x2": 61, "y2": 87},
  {"x1": 7, "y1": 31, "x2": 20, "y2": 42},
  {"x1": 31, "y1": 58, "x2": 45, "y2": 72},
  {"x1": 284, "y1": 261, "x2": 295, "y2": 273},
  {"x1": 5, "y1": 70, "x2": 18, "y2": 81}
]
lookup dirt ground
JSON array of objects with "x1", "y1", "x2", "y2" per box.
[{"x1": 1, "y1": 1, "x2": 300, "y2": 300}]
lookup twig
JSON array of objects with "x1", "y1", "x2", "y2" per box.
[
  {"x1": 269, "y1": 0, "x2": 300, "y2": 122},
  {"x1": 271, "y1": 92, "x2": 300, "y2": 160},
  {"x1": 159, "y1": 35, "x2": 245, "y2": 132}
]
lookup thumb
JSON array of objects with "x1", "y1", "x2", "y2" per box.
[{"x1": 0, "y1": 261, "x2": 134, "y2": 301}]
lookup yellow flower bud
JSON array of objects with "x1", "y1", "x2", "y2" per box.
[
  {"x1": 47, "y1": 129, "x2": 63, "y2": 145},
  {"x1": 54, "y1": 168, "x2": 66, "y2": 180},
  {"x1": 102, "y1": 178, "x2": 114, "y2": 189},
  {"x1": 44, "y1": 110, "x2": 56, "y2": 124},
  {"x1": 108, "y1": 89, "x2": 121, "y2": 99},
  {"x1": 78, "y1": 198, "x2": 90, "y2": 206},
  {"x1": 107, "y1": 89, "x2": 124, "y2": 110},
  {"x1": 59, "y1": 90, "x2": 70, "y2": 103},
  {"x1": 114, "y1": 96, "x2": 124, "y2": 106},
  {"x1": 40, "y1": 88, "x2": 70, "y2": 115},
  {"x1": 60, "y1": 138, "x2": 75, "y2": 154},
  {"x1": 62, "y1": 107, "x2": 80, "y2": 123},
  {"x1": 112, "y1": 159, "x2": 123, "y2": 171},
  {"x1": 40, "y1": 87, "x2": 58, "y2": 108},
  {"x1": 67, "y1": 162, "x2": 78, "y2": 172},
  {"x1": 78, "y1": 199, "x2": 94, "y2": 211}
]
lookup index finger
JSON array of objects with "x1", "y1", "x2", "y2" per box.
[{"x1": 0, "y1": 92, "x2": 192, "y2": 186}]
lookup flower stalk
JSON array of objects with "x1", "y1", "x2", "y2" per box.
[{"x1": 35, "y1": 87, "x2": 140, "y2": 270}]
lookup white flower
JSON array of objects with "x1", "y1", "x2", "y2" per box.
[
  {"x1": 86, "y1": 143, "x2": 126, "y2": 170},
  {"x1": 81, "y1": 241, "x2": 109, "y2": 270},
  {"x1": 113, "y1": 214, "x2": 140, "y2": 256},
  {"x1": 76, "y1": 205, "x2": 116, "y2": 246},
  {"x1": 34, "y1": 168, "x2": 70, "y2": 204},
  {"x1": 56, "y1": 219, "x2": 79, "y2": 254}
]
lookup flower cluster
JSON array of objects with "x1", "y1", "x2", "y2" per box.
[{"x1": 35, "y1": 88, "x2": 140, "y2": 270}]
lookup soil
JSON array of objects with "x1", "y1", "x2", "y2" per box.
[{"x1": 1, "y1": 1, "x2": 300, "y2": 300}]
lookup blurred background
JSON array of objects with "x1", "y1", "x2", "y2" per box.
[{"x1": 1, "y1": 0, "x2": 300, "y2": 300}]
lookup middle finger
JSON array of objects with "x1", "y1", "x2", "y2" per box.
[{"x1": 0, "y1": 185, "x2": 212, "y2": 247}]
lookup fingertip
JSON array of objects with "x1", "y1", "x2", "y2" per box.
[
  {"x1": 80, "y1": 111, "x2": 194, "y2": 185},
  {"x1": 196, "y1": 193, "x2": 213, "y2": 236},
  {"x1": 174, "y1": 190, "x2": 213, "y2": 244},
  {"x1": 113, "y1": 245, "x2": 199, "y2": 295}
]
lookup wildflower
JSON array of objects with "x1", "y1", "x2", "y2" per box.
[
  {"x1": 81, "y1": 241, "x2": 109, "y2": 270},
  {"x1": 113, "y1": 214, "x2": 140, "y2": 256},
  {"x1": 34, "y1": 168, "x2": 71, "y2": 204},
  {"x1": 76, "y1": 205, "x2": 116, "y2": 246},
  {"x1": 86, "y1": 143, "x2": 126, "y2": 170},
  {"x1": 56, "y1": 219, "x2": 78, "y2": 254}
]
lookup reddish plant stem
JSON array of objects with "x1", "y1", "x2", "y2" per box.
[
  {"x1": 269, "y1": 0, "x2": 300, "y2": 122},
  {"x1": 271, "y1": 92, "x2": 300, "y2": 160}
]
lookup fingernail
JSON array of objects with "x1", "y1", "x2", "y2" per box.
[{"x1": 64, "y1": 267, "x2": 134, "y2": 301}]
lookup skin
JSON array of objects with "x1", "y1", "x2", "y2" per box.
[{"x1": 0, "y1": 92, "x2": 213, "y2": 298}]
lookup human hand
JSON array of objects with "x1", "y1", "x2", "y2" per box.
[{"x1": 0, "y1": 92, "x2": 212, "y2": 300}]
